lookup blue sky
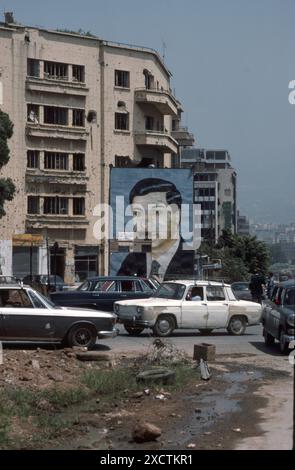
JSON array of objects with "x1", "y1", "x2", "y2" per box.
[{"x1": 1, "y1": 0, "x2": 294, "y2": 223}]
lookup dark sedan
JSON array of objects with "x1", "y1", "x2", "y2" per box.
[
  {"x1": 261, "y1": 280, "x2": 295, "y2": 353},
  {"x1": 51, "y1": 276, "x2": 156, "y2": 311}
]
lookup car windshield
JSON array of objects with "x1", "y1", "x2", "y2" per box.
[
  {"x1": 153, "y1": 283, "x2": 186, "y2": 300},
  {"x1": 27, "y1": 289, "x2": 59, "y2": 309}
]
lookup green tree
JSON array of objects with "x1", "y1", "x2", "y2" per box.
[{"x1": 0, "y1": 110, "x2": 15, "y2": 218}]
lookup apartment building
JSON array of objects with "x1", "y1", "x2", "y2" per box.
[
  {"x1": 0, "y1": 14, "x2": 183, "y2": 282},
  {"x1": 181, "y1": 148, "x2": 237, "y2": 243}
]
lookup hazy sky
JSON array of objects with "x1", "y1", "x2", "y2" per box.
[{"x1": 1, "y1": 0, "x2": 294, "y2": 224}]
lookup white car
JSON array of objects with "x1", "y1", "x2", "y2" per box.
[{"x1": 114, "y1": 280, "x2": 262, "y2": 337}]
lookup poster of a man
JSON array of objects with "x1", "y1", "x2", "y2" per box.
[{"x1": 109, "y1": 169, "x2": 195, "y2": 280}]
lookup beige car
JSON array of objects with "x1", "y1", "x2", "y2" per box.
[{"x1": 114, "y1": 280, "x2": 262, "y2": 337}]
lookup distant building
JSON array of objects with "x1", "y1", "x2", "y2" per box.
[
  {"x1": 180, "y1": 148, "x2": 237, "y2": 243},
  {"x1": 237, "y1": 210, "x2": 250, "y2": 236}
]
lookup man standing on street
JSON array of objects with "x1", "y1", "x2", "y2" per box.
[{"x1": 249, "y1": 270, "x2": 266, "y2": 303}]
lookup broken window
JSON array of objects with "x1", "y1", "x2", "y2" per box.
[
  {"x1": 44, "y1": 106, "x2": 68, "y2": 125},
  {"x1": 27, "y1": 196, "x2": 40, "y2": 214},
  {"x1": 27, "y1": 150, "x2": 39, "y2": 169},
  {"x1": 72, "y1": 65, "x2": 85, "y2": 83},
  {"x1": 27, "y1": 59, "x2": 40, "y2": 78},
  {"x1": 115, "y1": 70, "x2": 130, "y2": 88},
  {"x1": 72, "y1": 109, "x2": 85, "y2": 127},
  {"x1": 27, "y1": 105, "x2": 39, "y2": 124},
  {"x1": 73, "y1": 153, "x2": 85, "y2": 171},
  {"x1": 44, "y1": 61, "x2": 68, "y2": 80},
  {"x1": 115, "y1": 156, "x2": 132, "y2": 168},
  {"x1": 73, "y1": 198, "x2": 85, "y2": 215},
  {"x1": 43, "y1": 197, "x2": 68, "y2": 215},
  {"x1": 115, "y1": 112, "x2": 129, "y2": 131},
  {"x1": 44, "y1": 152, "x2": 69, "y2": 170}
]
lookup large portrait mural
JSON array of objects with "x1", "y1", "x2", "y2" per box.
[{"x1": 109, "y1": 168, "x2": 195, "y2": 280}]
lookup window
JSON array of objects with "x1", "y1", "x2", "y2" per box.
[
  {"x1": 115, "y1": 156, "x2": 132, "y2": 168},
  {"x1": 115, "y1": 113, "x2": 129, "y2": 130},
  {"x1": 72, "y1": 109, "x2": 85, "y2": 127},
  {"x1": 224, "y1": 189, "x2": 231, "y2": 196},
  {"x1": 72, "y1": 65, "x2": 85, "y2": 83},
  {"x1": 44, "y1": 106, "x2": 68, "y2": 125},
  {"x1": 120, "y1": 280, "x2": 137, "y2": 292},
  {"x1": 145, "y1": 116, "x2": 154, "y2": 131},
  {"x1": 93, "y1": 280, "x2": 117, "y2": 292},
  {"x1": 27, "y1": 150, "x2": 39, "y2": 169},
  {"x1": 115, "y1": 70, "x2": 130, "y2": 88},
  {"x1": 43, "y1": 197, "x2": 68, "y2": 215},
  {"x1": 27, "y1": 104, "x2": 39, "y2": 124},
  {"x1": 0, "y1": 289, "x2": 33, "y2": 308},
  {"x1": 284, "y1": 288, "x2": 295, "y2": 306},
  {"x1": 44, "y1": 152, "x2": 68, "y2": 170},
  {"x1": 27, "y1": 59, "x2": 40, "y2": 78},
  {"x1": 206, "y1": 286, "x2": 226, "y2": 301},
  {"x1": 73, "y1": 153, "x2": 85, "y2": 171},
  {"x1": 44, "y1": 61, "x2": 68, "y2": 80},
  {"x1": 73, "y1": 198, "x2": 85, "y2": 215},
  {"x1": 27, "y1": 196, "x2": 40, "y2": 214}
]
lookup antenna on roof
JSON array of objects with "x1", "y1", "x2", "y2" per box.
[{"x1": 161, "y1": 38, "x2": 166, "y2": 62}]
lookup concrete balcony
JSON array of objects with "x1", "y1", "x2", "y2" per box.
[
  {"x1": 135, "y1": 88, "x2": 178, "y2": 116},
  {"x1": 134, "y1": 130, "x2": 179, "y2": 154},
  {"x1": 26, "y1": 123, "x2": 89, "y2": 141},
  {"x1": 26, "y1": 214, "x2": 89, "y2": 230},
  {"x1": 26, "y1": 77, "x2": 89, "y2": 97},
  {"x1": 172, "y1": 126, "x2": 195, "y2": 147},
  {"x1": 25, "y1": 169, "x2": 88, "y2": 187}
]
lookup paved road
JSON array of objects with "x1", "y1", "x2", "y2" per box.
[{"x1": 103, "y1": 324, "x2": 272, "y2": 357}]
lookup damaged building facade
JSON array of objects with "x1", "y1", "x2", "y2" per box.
[{"x1": 0, "y1": 15, "x2": 192, "y2": 282}]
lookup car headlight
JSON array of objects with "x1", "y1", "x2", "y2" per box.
[
  {"x1": 287, "y1": 314, "x2": 295, "y2": 327},
  {"x1": 114, "y1": 304, "x2": 120, "y2": 313},
  {"x1": 136, "y1": 306, "x2": 144, "y2": 315}
]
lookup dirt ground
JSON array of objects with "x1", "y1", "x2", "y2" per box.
[{"x1": 1, "y1": 344, "x2": 292, "y2": 450}]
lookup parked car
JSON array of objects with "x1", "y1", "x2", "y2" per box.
[
  {"x1": 22, "y1": 274, "x2": 69, "y2": 293},
  {"x1": 115, "y1": 280, "x2": 262, "y2": 336},
  {"x1": 0, "y1": 275, "x2": 19, "y2": 285},
  {"x1": 261, "y1": 280, "x2": 295, "y2": 354},
  {"x1": 231, "y1": 282, "x2": 252, "y2": 301},
  {"x1": 51, "y1": 276, "x2": 157, "y2": 312},
  {"x1": 0, "y1": 285, "x2": 117, "y2": 349}
]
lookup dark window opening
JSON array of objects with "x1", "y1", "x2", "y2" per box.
[
  {"x1": 27, "y1": 196, "x2": 40, "y2": 214},
  {"x1": 44, "y1": 106, "x2": 68, "y2": 125},
  {"x1": 72, "y1": 64, "x2": 85, "y2": 83},
  {"x1": 115, "y1": 70, "x2": 130, "y2": 88},
  {"x1": 43, "y1": 197, "x2": 68, "y2": 215},
  {"x1": 115, "y1": 112, "x2": 129, "y2": 130},
  {"x1": 73, "y1": 153, "x2": 85, "y2": 171},
  {"x1": 72, "y1": 109, "x2": 85, "y2": 127},
  {"x1": 27, "y1": 150, "x2": 39, "y2": 169},
  {"x1": 145, "y1": 116, "x2": 154, "y2": 131},
  {"x1": 115, "y1": 156, "x2": 132, "y2": 168},
  {"x1": 73, "y1": 198, "x2": 85, "y2": 215},
  {"x1": 27, "y1": 59, "x2": 40, "y2": 78},
  {"x1": 44, "y1": 61, "x2": 68, "y2": 80},
  {"x1": 44, "y1": 152, "x2": 68, "y2": 170},
  {"x1": 27, "y1": 104, "x2": 39, "y2": 124}
]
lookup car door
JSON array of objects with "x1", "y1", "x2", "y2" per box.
[
  {"x1": 180, "y1": 286, "x2": 208, "y2": 329},
  {"x1": 268, "y1": 287, "x2": 283, "y2": 338},
  {"x1": 205, "y1": 286, "x2": 229, "y2": 328},
  {"x1": 1, "y1": 288, "x2": 55, "y2": 340}
]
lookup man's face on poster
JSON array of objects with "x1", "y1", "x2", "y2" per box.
[{"x1": 132, "y1": 191, "x2": 180, "y2": 250}]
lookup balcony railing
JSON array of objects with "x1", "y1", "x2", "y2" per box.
[
  {"x1": 134, "y1": 130, "x2": 178, "y2": 154},
  {"x1": 135, "y1": 88, "x2": 179, "y2": 116}
]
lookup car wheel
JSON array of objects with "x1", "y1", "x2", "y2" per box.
[
  {"x1": 227, "y1": 316, "x2": 247, "y2": 335},
  {"x1": 124, "y1": 325, "x2": 144, "y2": 336},
  {"x1": 199, "y1": 329, "x2": 213, "y2": 335},
  {"x1": 153, "y1": 315, "x2": 175, "y2": 337},
  {"x1": 263, "y1": 328, "x2": 275, "y2": 346},
  {"x1": 67, "y1": 324, "x2": 97, "y2": 349},
  {"x1": 279, "y1": 330, "x2": 289, "y2": 354}
]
